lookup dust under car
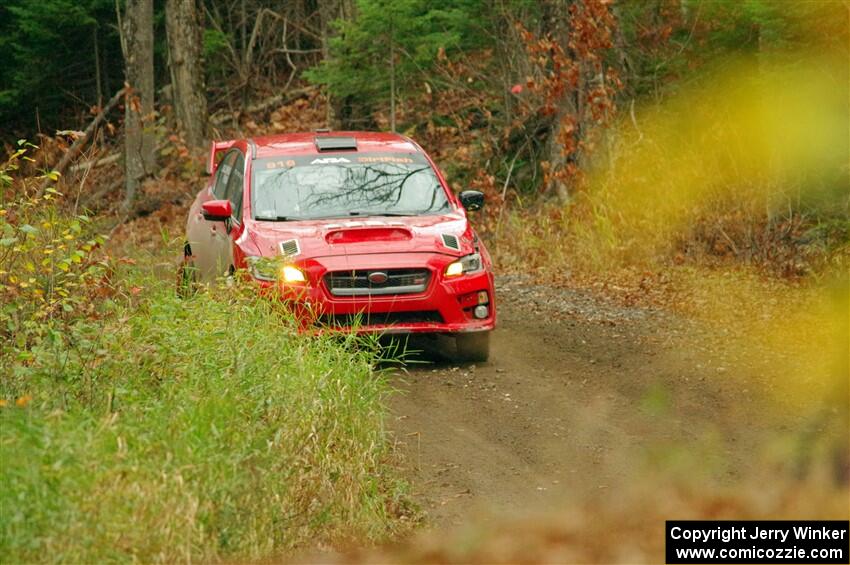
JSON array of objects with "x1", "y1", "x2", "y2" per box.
[{"x1": 181, "y1": 131, "x2": 496, "y2": 361}]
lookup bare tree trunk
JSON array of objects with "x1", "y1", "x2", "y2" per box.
[
  {"x1": 121, "y1": 0, "x2": 156, "y2": 212},
  {"x1": 543, "y1": 0, "x2": 574, "y2": 203},
  {"x1": 94, "y1": 25, "x2": 103, "y2": 108},
  {"x1": 389, "y1": 32, "x2": 396, "y2": 133},
  {"x1": 319, "y1": 0, "x2": 334, "y2": 128},
  {"x1": 546, "y1": 107, "x2": 572, "y2": 203},
  {"x1": 166, "y1": 0, "x2": 208, "y2": 149}
]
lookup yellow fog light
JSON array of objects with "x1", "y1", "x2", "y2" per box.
[
  {"x1": 281, "y1": 265, "x2": 306, "y2": 283},
  {"x1": 445, "y1": 261, "x2": 464, "y2": 277}
]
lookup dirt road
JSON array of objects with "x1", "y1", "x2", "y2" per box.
[{"x1": 389, "y1": 275, "x2": 796, "y2": 527}]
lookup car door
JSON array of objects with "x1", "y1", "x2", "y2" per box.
[
  {"x1": 191, "y1": 150, "x2": 237, "y2": 280},
  {"x1": 207, "y1": 150, "x2": 245, "y2": 277}
]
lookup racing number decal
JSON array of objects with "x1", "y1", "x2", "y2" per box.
[{"x1": 265, "y1": 159, "x2": 296, "y2": 169}]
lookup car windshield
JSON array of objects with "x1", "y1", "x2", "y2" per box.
[{"x1": 251, "y1": 153, "x2": 451, "y2": 221}]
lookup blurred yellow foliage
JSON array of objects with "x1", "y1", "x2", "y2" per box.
[
  {"x1": 497, "y1": 55, "x2": 849, "y2": 421},
  {"x1": 586, "y1": 56, "x2": 847, "y2": 266}
]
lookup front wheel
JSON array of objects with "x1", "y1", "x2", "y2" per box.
[
  {"x1": 176, "y1": 245, "x2": 199, "y2": 298},
  {"x1": 455, "y1": 331, "x2": 490, "y2": 363}
]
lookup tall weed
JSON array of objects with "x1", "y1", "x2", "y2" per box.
[{"x1": 1, "y1": 272, "x2": 409, "y2": 563}]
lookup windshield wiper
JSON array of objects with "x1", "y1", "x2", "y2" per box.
[
  {"x1": 254, "y1": 215, "x2": 304, "y2": 222},
  {"x1": 345, "y1": 210, "x2": 416, "y2": 217},
  {"x1": 286, "y1": 210, "x2": 437, "y2": 221}
]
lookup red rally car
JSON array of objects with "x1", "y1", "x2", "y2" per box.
[{"x1": 181, "y1": 131, "x2": 496, "y2": 361}]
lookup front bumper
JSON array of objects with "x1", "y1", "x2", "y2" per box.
[{"x1": 259, "y1": 252, "x2": 496, "y2": 334}]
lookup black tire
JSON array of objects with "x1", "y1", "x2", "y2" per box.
[
  {"x1": 455, "y1": 331, "x2": 490, "y2": 363},
  {"x1": 176, "y1": 246, "x2": 199, "y2": 298}
]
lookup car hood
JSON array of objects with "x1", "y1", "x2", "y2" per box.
[{"x1": 242, "y1": 212, "x2": 476, "y2": 259}]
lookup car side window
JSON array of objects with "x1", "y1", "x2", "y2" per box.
[
  {"x1": 213, "y1": 151, "x2": 237, "y2": 198},
  {"x1": 224, "y1": 152, "x2": 245, "y2": 222}
]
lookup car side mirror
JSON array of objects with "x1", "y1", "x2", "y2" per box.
[
  {"x1": 202, "y1": 199, "x2": 232, "y2": 222},
  {"x1": 459, "y1": 190, "x2": 485, "y2": 212}
]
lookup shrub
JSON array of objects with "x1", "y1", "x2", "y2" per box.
[{"x1": 0, "y1": 141, "x2": 110, "y2": 356}]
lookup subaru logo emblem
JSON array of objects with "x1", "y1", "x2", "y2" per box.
[{"x1": 367, "y1": 271, "x2": 388, "y2": 284}]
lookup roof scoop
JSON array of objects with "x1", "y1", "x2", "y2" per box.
[{"x1": 315, "y1": 136, "x2": 357, "y2": 152}]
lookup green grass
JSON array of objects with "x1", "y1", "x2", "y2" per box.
[{"x1": 1, "y1": 269, "x2": 410, "y2": 563}]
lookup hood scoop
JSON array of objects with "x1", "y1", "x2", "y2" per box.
[{"x1": 325, "y1": 226, "x2": 412, "y2": 244}]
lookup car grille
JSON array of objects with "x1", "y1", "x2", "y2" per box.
[
  {"x1": 318, "y1": 310, "x2": 444, "y2": 327},
  {"x1": 324, "y1": 268, "x2": 430, "y2": 296}
]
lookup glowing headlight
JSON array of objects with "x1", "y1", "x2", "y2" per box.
[
  {"x1": 444, "y1": 253, "x2": 483, "y2": 277},
  {"x1": 246, "y1": 257, "x2": 306, "y2": 283},
  {"x1": 281, "y1": 265, "x2": 306, "y2": 283},
  {"x1": 445, "y1": 261, "x2": 464, "y2": 277}
]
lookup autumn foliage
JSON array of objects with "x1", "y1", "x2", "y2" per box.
[
  {"x1": 0, "y1": 143, "x2": 112, "y2": 353},
  {"x1": 514, "y1": 0, "x2": 622, "y2": 197}
]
